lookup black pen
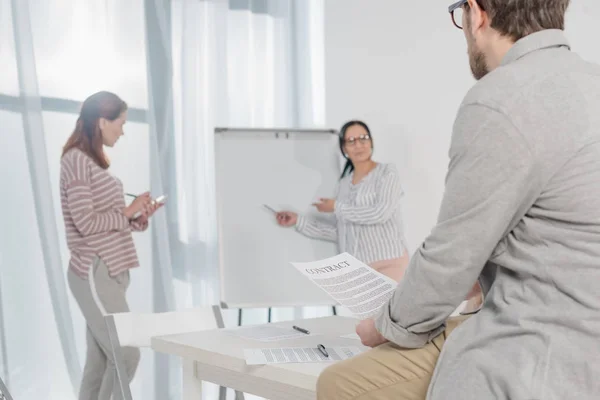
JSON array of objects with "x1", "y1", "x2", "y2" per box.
[
  {"x1": 317, "y1": 344, "x2": 329, "y2": 358},
  {"x1": 125, "y1": 193, "x2": 138, "y2": 198},
  {"x1": 292, "y1": 325, "x2": 310, "y2": 335}
]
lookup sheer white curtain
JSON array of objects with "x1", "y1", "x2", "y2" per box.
[
  {"x1": 151, "y1": 0, "x2": 327, "y2": 324},
  {"x1": 147, "y1": 2, "x2": 328, "y2": 395},
  {"x1": 2, "y1": 1, "x2": 157, "y2": 399},
  {"x1": 1, "y1": 0, "x2": 325, "y2": 398}
]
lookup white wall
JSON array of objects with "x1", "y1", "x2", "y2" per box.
[{"x1": 325, "y1": 0, "x2": 600, "y2": 252}]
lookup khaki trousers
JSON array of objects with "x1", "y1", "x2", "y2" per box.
[{"x1": 316, "y1": 316, "x2": 470, "y2": 400}]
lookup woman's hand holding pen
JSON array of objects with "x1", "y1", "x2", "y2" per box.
[
  {"x1": 276, "y1": 211, "x2": 298, "y2": 227},
  {"x1": 313, "y1": 198, "x2": 335, "y2": 213},
  {"x1": 123, "y1": 192, "x2": 151, "y2": 219},
  {"x1": 275, "y1": 199, "x2": 334, "y2": 226}
]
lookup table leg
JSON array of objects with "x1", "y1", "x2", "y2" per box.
[
  {"x1": 183, "y1": 359, "x2": 203, "y2": 400},
  {"x1": 235, "y1": 390, "x2": 246, "y2": 400}
]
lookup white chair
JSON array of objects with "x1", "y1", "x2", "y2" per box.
[
  {"x1": 0, "y1": 375, "x2": 13, "y2": 400},
  {"x1": 105, "y1": 305, "x2": 244, "y2": 400}
]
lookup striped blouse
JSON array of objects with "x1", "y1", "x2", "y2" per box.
[
  {"x1": 60, "y1": 148, "x2": 147, "y2": 278},
  {"x1": 296, "y1": 163, "x2": 407, "y2": 265}
]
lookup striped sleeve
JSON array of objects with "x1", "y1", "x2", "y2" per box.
[
  {"x1": 334, "y1": 166, "x2": 403, "y2": 225},
  {"x1": 62, "y1": 152, "x2": 129, "y2": 236},
  {"x1": 295, "y1": 215, "x2": 337, "y2": 242}
]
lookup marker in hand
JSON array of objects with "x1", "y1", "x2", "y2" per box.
[
  {"x1": 263, "y1": 204, "x2": 278, "y2": 214},
  {"x1": 275, "y1": 210, "x2": 297, "y2": 227},
  {"x1": 278, "y1": 213, "x2": 291, "y2": 223},
  {"x1": 263, "y1": 204, "x2": 290, "y2": 224}
]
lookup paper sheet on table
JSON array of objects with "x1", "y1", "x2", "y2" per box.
[
  {"x1": 291, "y1": 253, "x2": 397, "y2": 319},
  {"x1": 341, "y1": 333, "x2": 361, "y2": 340},
  {"x1": 244, "y1": 346, "x2": 363, "y2": 365},
  {"x1": 225, "y1": 325, "x2": 308, "y2": 342}
]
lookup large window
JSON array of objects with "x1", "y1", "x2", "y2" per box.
[
  {"x1": 0, "y1": 0, "x2": 153, "y2": 398},
  {"x1": 1, "y1": 0, "x2": 326, "y2": 398}
]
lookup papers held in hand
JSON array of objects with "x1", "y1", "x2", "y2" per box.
[{"x1": 290, "y1": 253, "x2": 397, "y2": 320}]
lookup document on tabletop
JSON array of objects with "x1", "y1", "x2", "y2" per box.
[
  {"x1": 244, "y1": 346, "x2": 363, "y2": 365},
  {"x1": 291, "y1": 252, "x2": 397, "y2": 319},
  {"x1": 340, "y1": 333, "x2": 361, "y2": 340},
  {"x1": 225, "y1": 325, "x2": 308, "y2": 342}
]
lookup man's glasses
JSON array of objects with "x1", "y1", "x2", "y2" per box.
[
  {"x1": 448, "y1": 0, "x2": 484, "y2": 30},
  {"x1": 343, "y1": 135, "x2": 371, "y2": 146}
]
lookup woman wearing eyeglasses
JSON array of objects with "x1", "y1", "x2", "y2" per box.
[{"x1": 275, "y1": 120, "x2": 410, "y2": 282}]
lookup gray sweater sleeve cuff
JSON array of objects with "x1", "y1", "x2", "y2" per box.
[{"x1": 374, "y1": 302, "x2": 446, "y2": 349}]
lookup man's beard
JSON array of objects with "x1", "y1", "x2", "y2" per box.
[
  {"x1": 469, "y1": 45, "x2": 489, "y2": 80},
  {"x1": 466, "y1": 30, "x2": 489, "y2": 80}
]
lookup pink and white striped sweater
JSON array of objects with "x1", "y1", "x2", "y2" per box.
[{"x1": 60, "y1": 148, "x2": 147, "y2": 278}]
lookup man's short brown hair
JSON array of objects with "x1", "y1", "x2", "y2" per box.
[{"x1": 477, "y1": 0, "x2": 570, "y2": 42}]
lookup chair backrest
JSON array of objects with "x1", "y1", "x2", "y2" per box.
[
  {"x1": 0, "y1": 375, "x2": 13, "y2": 400},
  {"x1": 105, "y1": 305, "x2": 224, "y2": 400},
  {"x1": 108, "y1": 305, "x2": 223, "y2": 348}
]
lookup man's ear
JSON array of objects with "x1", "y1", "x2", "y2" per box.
[{"x1": 466, "y1": 0, "x2": 488, "y2": 33}]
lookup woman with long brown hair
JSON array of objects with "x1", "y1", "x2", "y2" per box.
[{"x1": 60, "y1": 91, "x2": 161, "y2": 399}]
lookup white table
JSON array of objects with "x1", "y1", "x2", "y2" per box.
[{"x1": 151, "y1": 316, "x2": 366, "y2": 400}]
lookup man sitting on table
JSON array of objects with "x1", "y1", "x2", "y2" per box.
[{"x1": 317, "y1": 0, "x2": 600, "y2": 399}]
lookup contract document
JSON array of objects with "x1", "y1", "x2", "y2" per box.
[
  {"x1": 291, "y1": 253, "x2": 397, "y2": 319},
  {"x1": 225, "y1": 325, "x2": 308, "y2": 342},
  {"x1": 244, "y1": 346, "x2": 363, "y2": 365}
]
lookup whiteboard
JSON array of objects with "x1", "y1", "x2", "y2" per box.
[{"x1": 215, "y1": 128, "x2": 341, "y2": 308}]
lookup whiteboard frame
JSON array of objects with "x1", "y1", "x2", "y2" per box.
[
  {"x1": 215, "y1": 127, "x2": 337, "y2": 134},
  {"x1": 214, "y1": 127, "x2": 340, "y2": 309}
]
